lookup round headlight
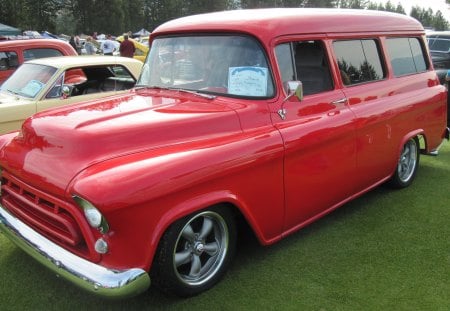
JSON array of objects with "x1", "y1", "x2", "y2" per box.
[
  {"x1": 73, "y1": 195, "x2": 109, "y2": 233},
  {"x1": 84, "y1": 206, "x2": 102, "y2": 228}
]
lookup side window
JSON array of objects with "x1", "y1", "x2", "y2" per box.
[
  {"x1": 386, "y1": 38, "x2": 428, "y2": 76},
  {"x1": 333, "y1": 39, "x2": 385, "y2": 86},
  {"x1": 0, "y1": 51, "x2": 19, "y2": 71},
  {"x1": 24, "y1": 48, "x2": 63, "y2": 61},
  {"x1": 275, "y1": 40, "x2": 333, "y2": 96},
  {"x1": 275, "y1": 43, "x2": 295, "y2": 84}
]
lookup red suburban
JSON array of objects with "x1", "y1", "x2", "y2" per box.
[{"x1": 0, "y1": 9, "x2": 448, "y2": 298}]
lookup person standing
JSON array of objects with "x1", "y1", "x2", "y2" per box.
[
  {"x1": 69, "y1": 36, "x2": 77, "y2": 52},
  {"x1": 74, "y1": 35, "x2": 82, "y2": 54},
  {"x1": 85, "y1": 36, "x2": 96, "y2": 55},
  {"x1": 119, "y1": 35, "x2": 135, "y2": 58},
  {"x1": 101, "y1": 34, "x2": 115, "y2": 56}
]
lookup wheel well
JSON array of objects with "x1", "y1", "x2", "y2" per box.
[
  {"x1": 417, "y1": 134, "x2": 427, "y2": 154},
  {"x1": 217, "y1": 202, "x2": 260, "y2": 245}
]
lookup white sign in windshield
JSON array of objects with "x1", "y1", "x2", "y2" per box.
[{"x1": 228, "y1": 66, "x2": 268, "y2": 97}]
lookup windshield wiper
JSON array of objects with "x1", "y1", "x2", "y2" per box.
[
  {"x1": 173, "y1": 88, "x2": 216, "y2": 100},
  {"x1": 135, "y1": 85, "x2": 216, "y2": 100},
  {"x1": 5, "y1": 88, "x2": 21, "y2": 96}
]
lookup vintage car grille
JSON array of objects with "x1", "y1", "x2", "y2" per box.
[{"x1": 0, "y1": 170, "x2": 97, "y2": 261}]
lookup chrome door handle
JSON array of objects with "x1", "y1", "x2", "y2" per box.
[{"x1": 332, "y1": 98, "x2": 347, "y2": 105}]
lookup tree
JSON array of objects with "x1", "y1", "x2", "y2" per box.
[
  {"x1": 304, "y1": 0, "x2": 335, "y2": 8},
  {"x1": 0, "y1": 0, "x2": 62, "y2": 32},
  {"x1": 121, "y1": 0, "x2": 145, "y2": 34},
  {"x1": 2, "y1": 0, "x2": 448, "y2": 36},
  {"x1": 336, "y1": 0, "x2": 369, "y2": 9},
  {"x1": 0, "y1": 0, "x2": 25, "y2": 29},
  {"x1": 433, "y1": 11, "x2": 449, "y2": 31},
  {"x1": 384, "y1": 1, "x2": 395, "y2": 12},
  {"x1": 394, "y1": 3, "x2": 405, "y2": 14}
]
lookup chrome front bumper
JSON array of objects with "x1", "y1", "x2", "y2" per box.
[{"x1": 0, "y1": 204, "x2": 150, "y2": 298}]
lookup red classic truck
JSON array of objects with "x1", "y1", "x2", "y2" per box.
[
  {"x1": 0, "y1": 9, "x2": 448, "y2": 298},
  {"x1": 0, "y1": 39, "x2": 77, "y2": 84}
]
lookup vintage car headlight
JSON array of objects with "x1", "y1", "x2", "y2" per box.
[{"x1": 73, "y1": 195, "x2": 109, "y2": 234}]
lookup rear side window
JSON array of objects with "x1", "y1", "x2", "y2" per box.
[
  {"x1": 23, "y1": 48, "x2": 63, "y2": 61},
  {"x1": 0, "y1": 51, "x2": 19, "y2": 71},
  {"x1": 386, "y1": 38, "x2": 427, "y2": 76},
  {"x1": 333, "y1": 39, "x2": 385, "y2": 86}
]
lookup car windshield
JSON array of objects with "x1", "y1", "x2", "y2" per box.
[
  {"x1": 0, "y1": 63, "x2": 57, "y2": 99},
  {"x1": 138, "y1": 35, "x2": 274, "y2": 98},
  {"x1": 427, "y1": 37, "x2": 450, "y2": 53}
]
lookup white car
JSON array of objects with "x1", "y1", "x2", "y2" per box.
[{"x1": 0, "y1": 55, "x2": 142, "y2": 134}]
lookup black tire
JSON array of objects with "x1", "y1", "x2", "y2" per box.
[
  {"x1": 151, "y1": 206, "x2": 236, "y2": 297},
  {"x1": 389, "y1": 137, "x2": 420, "y2": 188}
]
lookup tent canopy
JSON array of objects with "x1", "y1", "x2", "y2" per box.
[
  {"x1": 0, "y1": 23, "x2": 21, "y2": 36},
  {"x1": 133, "y1": 28, "x2": 150, "y2": 36}
]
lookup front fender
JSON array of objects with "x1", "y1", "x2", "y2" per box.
[
  {"x1": 67, "y1": 128, "x2": 285, "y2": 270},
  {"x1": 0, "y1": 131, "x2": 19, "y2": 154}
]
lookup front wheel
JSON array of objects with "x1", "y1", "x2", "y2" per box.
[
  {"x1": 151, "y1": 206, "x2": 236, "y2": 297},
  {"x1": 389, "y1": 137, "x2": 420, "y2": 188}
]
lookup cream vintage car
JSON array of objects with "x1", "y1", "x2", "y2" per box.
[{"x1": 0, "y1": 55, "x2": 142, "y2": 134}]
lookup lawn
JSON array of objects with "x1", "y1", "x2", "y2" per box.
[{"x1": 1, "y1": 141, "x2": 449, "y2": 310}]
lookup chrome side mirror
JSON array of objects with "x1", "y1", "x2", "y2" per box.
[
  {"x1": 62, "y1": 85, "x2": 71, "y2": 98},
  {"x1": 278, "y1": 81, "x2": 304, "y2": 120}
]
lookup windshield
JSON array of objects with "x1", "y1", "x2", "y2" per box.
[
  {"x1": 0, "y1": 63, "x2": 57, "y2": 98},
  {"x1": 427, "y1": 37, "x2": 450, "y2": 53},
  {"x1": 138, "y1": 35, "x2": 274, "y2": 98}
]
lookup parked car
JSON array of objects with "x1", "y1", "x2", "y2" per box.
[
  {"x1": 0, "y1": 55, "x2": 142, "y2": 134},
  {"x1": 427, "y1": 32, "x2": 450, "y2": 84},
  {"x1": 0, "y1": 39, "x2": 77, "y2": 84},
  {"x1": 0, "y1": 9, "x2": 448, "y2": 299},
  {"x1": 116, "y1": 35, "x2": 149, "y2": 62}
]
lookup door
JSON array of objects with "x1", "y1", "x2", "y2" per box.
[{"x1": 273, "y1": 39, "x2": 358, "y2": 233}]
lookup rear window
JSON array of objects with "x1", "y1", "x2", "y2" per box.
[
  {"x1": 386, "y1": 38, "x2": 427, "y2": 76},
  {"x1": 427, "y1": 37, "x2": 450, "y2": 52},
  {"x1": 0, "y1": 51, "x2": 19, "y2": 71},
  {"x1": 333, "y1": 39, "x2": 385, "y2": 86},
  {"x1": 23, "y1": 48, "x2": 64, "y2": 61}
]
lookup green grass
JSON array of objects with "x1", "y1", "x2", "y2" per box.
[{"x1": 1, "y1": 141, "x2": 449, "y2": 310}]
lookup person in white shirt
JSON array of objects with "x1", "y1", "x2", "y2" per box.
[{"x1": 101, "y1": 34, "x2": 115, "y2": 55}]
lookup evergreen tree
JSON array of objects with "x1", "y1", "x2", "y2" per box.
[
  {"x1": 384, "y1": 0, "x2": 395, "y2": 12},
  {"x1": 304, "y1": 0, "x2": 335, "y2": 8},
  {"x1": 0, "y1": 0, "x2": 26, "y2": 29},
  {"x1": 433, "y1": 11, "x2": 449, "y2": 31},
  {"x1": 394, "y1": 3, "x2": 405, "y2": 14},
  {"x1": 2, "y1": 0, "x2": 448, "y2": 36}
]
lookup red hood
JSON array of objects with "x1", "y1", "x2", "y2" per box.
[{"x1": 0, "y1": 90, "x2": 242, "y2": 198}]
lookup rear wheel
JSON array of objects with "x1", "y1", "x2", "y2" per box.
[
  {"x1": 389, "y1": 137, "x2": 420, "y2": 188},
  {"x1": 151, "y1": 206, "x2": 236, "y2": 297}
]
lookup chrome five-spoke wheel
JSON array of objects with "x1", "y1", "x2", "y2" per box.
[
  {"x1": 389, "y1": 137, "x2": 420, "y2": 188},
  {"x1": 152, "y1": 206, "x2": 236, "y2": 297},
  {"x1": 174, "y1": 211, "x2": 229, "y2": 286}
]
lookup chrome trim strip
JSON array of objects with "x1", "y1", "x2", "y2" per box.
[{"x1": 0, "y1": 204, "x2": 150, "y2": 298}]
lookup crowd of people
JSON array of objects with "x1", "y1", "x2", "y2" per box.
[{"x1": 68, "y1": 31, "x2": 137, "y2": 58}]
